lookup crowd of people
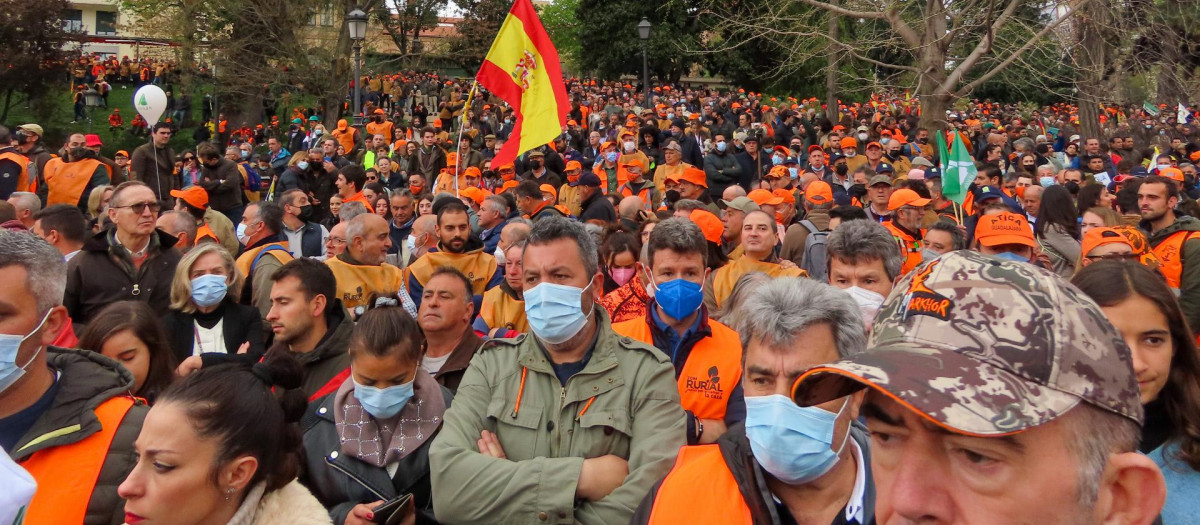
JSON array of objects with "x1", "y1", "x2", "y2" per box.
[{"x1": 0, "y1": 64, "x2": 1199, "y2": 524}]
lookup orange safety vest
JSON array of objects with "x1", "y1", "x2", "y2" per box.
[
  {"x1": 646, "y1": 445, "x2": 752, "y2": 525},
  {"x1": 1152, "y1": 230, "x2": 1199, "y2": 290},
  {"x1": 612, "y1": 316, "x2": 742, "y2": 420},
  {"x1": 884, "y1": 222, "x2": 925, "y2": 276},
  {"x1": 235, "y1": 242, "x2": 294, "y2": 281},
  {"x1": 0, "y1": 150, "x2": 31, "y2": 193},
  {"x1": 480, "y1": 285, "x2": 528, "y2": 333},
  {"x1": 406, "y1": 249, "x2": 497, "y2": 296},
  {"x1": 19, "y1": 396, "x2": 137, "y2": 525},
  {"x1": 341, "y1": 190, "x2": 375, "y2": 213},
  {"x1": 618, "y1": 181, "x2": 655, "y2": 210},
  {"x1": 710, "y1": 256, "x2": 806, "y2": 308},
  {"x1": 44, "y1": 158, "x2": 102, "y2": 207}
]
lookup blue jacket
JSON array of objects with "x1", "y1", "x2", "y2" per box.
[
  {"x1": 1151, "y1": 442, "x2": 1200, "y2": 524},
  {"x1": 479, "y1": 218, "x2": 507, "y2": 254}
]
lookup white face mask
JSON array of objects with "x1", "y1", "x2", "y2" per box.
[
  {"x1": 857, "y1": 133, "x2": 869, "y2": 141},
  {"x1": 844, "y1": 286, "x2": 885, "y2": 330},
  {"x1": 624, "y1": 141, "x2": 636, "y2": 152},
  {"x1": 494, "y1": 245, "x2": 507, "y2": 265}
]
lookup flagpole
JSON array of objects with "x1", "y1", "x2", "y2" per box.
[{"x1": 452, "y1": 80, "x2": 479, "y2": 199}]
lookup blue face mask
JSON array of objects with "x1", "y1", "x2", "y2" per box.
[
  {"x1": 788, "y1": 167, "x2": 799, "y2": 179},
  {"x1": 524, "y1": 280, "x2": 594, "y2": 344},
  {"x1": 991, "y1": 251, "x2": 1029, "y2": 263},
  {"x1": 921, "y1": 248, "x2": 943, "y2": 263},
  {"x1": 190, "y1": 274, "x2": 228, "y2": 308},
  {"x1": 1039, "y1": 176, "x2": 1054, "y2": 187},
  {"x1": 772, "y1": 155, "x2": 785, "y2": 166},
  {"x1": 745, "y1": 394, "x2": 850, "y2": 484},
  {"x1": 652, "y1": 277, "x2": 704, "y2": 321},
  {"x1": 353, "y1": 377, "x2": 415, "y2": 419},
  {"x1": 0, "y1": 310, "x2": 51, "y2": 395},
  {"x1": 605, "y1": 151, "x2": 619, "y2": 163},
  {"x1": 297, "y1": 161, "x2": 310, "y2": 171},
  {"x1": 716, "y1": 141, "x2": 727, "y2": 153},
  {"x1": 240, "y1": 150, "x2": 249, "y2": 159}
]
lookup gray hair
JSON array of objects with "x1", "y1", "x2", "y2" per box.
[
  {"x1": 736, "y1": 277, "x2": 866, "y2": 358},
  {"x1": 826, "y1": 219, "x2": 902, "y2": 281},
  {"x1": 483, "y1": 194, "x2": 508, "y2": 214},
  {"x1": 673, "y1": 199, "x2": 705, "y2": 213},
  {"x1": 527, "y1": 216, "x2": 598, "y2": 277},
  {"x1": 345, "y1": 214, "x2": 373, "y2": 244},
  {"x1": 0, "y1": 230, "x2": 67, "y2": 313},
  {"x1": 712, "y1": 271, "x2": 770, "y2": 327},
  {"x1": 339, "y1": 201, "x2": 368, "y2": 222},
  {"x1": 647, "y1": 218, "x2": 707, "y2": 267},
  {"x1": 8, "y1": 192, "x2": 41, "y2": 215},
  {"x1": 158, "y1": 210, "x2": 197, "y2": 243},
  {"x1": 1061, "y1": 404, "x2": 1140, "y2": 508},
  {"x1": 507, "y1": 217, "x2": 532, "y2": 227}
]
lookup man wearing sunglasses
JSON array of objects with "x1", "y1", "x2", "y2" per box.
[{"x1": 64, "y1": 181, "x2": 182, "y2": 328}]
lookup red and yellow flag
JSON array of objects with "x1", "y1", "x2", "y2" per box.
[{"x1": 476, "y1": 0, "x2": 569, "y2": 168}]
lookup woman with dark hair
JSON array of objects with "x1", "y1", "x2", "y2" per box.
[
  {"x1": 302, "y1": 307, "x2": 450, "y2": 525},
  {"x1": 1034, "y1": 184, "x2": 1081, "y2": 277},
  {"x1": 639, "y1": 126, "x2": 663, "y2": 168},
  {"x1": 373, "y1": 195, "x2": 392, "y2": 222},
  {"x1": 118, "y1": 350, "x2": 330, "y2": 525},
  {"x1": 77, "y1": 301, "x2": 177, "y2": 404},
  {"x1": 600, "y1": 231, "x2": 641, "y2": 294},
  {"x1": 1076, "y1": 183, "x2": 1114, "y2": 216},
  {"x1": 1072, "y1": 261, "x2": 1200, "y2": 523}
]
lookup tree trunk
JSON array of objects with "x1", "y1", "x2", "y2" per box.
[
  {"x1": 0, "y1": 89, "x2": 12, "y2": 123},
  {"x1": 1076, "y1": 3, "x2": 1108, "y2": 141},
  {"x1": 824, "y1": 1, "x2": 839, "y2": 122}
]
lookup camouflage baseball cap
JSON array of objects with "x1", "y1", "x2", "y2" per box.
[{"x1": 791, "y1": 250, "x2": 1142, "y2": 436}]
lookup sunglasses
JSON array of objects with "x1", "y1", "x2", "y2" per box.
[{"x1": 113, "y1": 201, "x2": 161, "y2": 215}]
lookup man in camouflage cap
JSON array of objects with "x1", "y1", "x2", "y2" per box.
[{"x1": 791, "y1": 250, "x2": 1166, "y2": 523}]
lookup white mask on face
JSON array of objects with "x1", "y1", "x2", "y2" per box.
[
  {"x1": 844, "y1": 286, "x2": 885, "y2": 330},
  {"x1": 494, "y1": 245, "x2": 507, "y2": 265}
]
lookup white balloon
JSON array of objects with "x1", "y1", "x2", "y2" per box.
[{"x1": 133, "y1": 85, "x2": 168, "y2": 126}]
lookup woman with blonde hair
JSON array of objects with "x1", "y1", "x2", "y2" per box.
[{"x1": 161, "y1": 243, "x2": 264, "y2": 364}]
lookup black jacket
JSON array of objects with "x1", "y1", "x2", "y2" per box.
[
  {"x1": 162, "y1": 299, "x2": 265, "y2": 364},
  {"x1": 301, "y1": 384, "x2": 453, "y2": 524},
  {"x1": 65, "y1": 229, "x2": 182, "y2": 328},
  {"x1": 579, "y1": 191, "x2": 616, "y2": 223}
]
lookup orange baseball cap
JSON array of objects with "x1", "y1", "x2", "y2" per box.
[
  {"x1": 169, "y1": 186, "x2": 208, "y2": 209},
  {"x1": 832, "y1": 125, "x2": 846, "y2": 132},
  {"x1": 772, "y1": 188, "x2": 796, "y2": 204},
  {"x1": 337, "y1": 119, "x2": 349, "y2": 130},
  {"x1": 115, "y1": 150, "x2": 129, "y2": 158},
  {"x1": 497, "y1": 163, "x2": 515, "y2": 172},
  {"x1": 807, "y1": 145, "x2": 825, "y2": 154},
  {"x1": 866, "y1": 141, "x2": 883, "y2": 150},
  {"x1": 747, "y1": 189, "x2": 784, "y2": 206},
  {"x1": 1081, "y1": 227, "x2": 1134, "y2": 258},
  {"x1": 620, "y1": 157, "x2": 644, "y2": 169},
  {"x1": 805, "y1": 181, "x2": 833, "y2": 205},
  {"x1": 463, "y1": 166, "x2": 482, "y2": 178},
  {"x1": 887, "y1": 188, "x2": 932, "y2": 211},
  {"x1": 461, "y1": 186, "x2": 486, "y2": 205},
  {"x1": 1160, "y1": 167, "x2": 1185, "y2": 183},
  {"x1": 689, "y1": 209, "x2": 724, "y2": 244},
  {"x1": 565, "y1": 160, "x2": 582, "y2": 171},
  {"x1": 839, "y1": 137, "x2": 858, "y2": 149},
  {"x1": 763, "y1": 165, "x2": 788, "y2": 180},
  {"x1": 540, "y1": 184, "x2": 558, "y2": 200},
  {"x1": 676, "y1": 167, "x2": 708, "y2": 188},
  {"x1": 975, "y1": 212, "x2": 1036, "y2": 248},
  {"x1": 500, "y1": 180, "x2": 519, "y2": 192},
  {"x1": 445, "y1": 152, "x2": 459, "y2": 166}
]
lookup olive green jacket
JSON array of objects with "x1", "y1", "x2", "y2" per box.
[{"x1": 429, "y1": 309, "x2": 686, "y2": 524}]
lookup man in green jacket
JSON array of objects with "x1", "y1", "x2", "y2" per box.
[
  {"x1": 430, "y1": 216, "x2": 686, "y2": 524},
  {"x1": 1139, "y1": 175, "x2": 1200, "y2": 335}
]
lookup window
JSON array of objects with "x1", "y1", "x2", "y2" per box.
[
  {"x1": 96, "y1": 11, "x2": 118, "y2": 35},
  {"x1": 310, "y1": 8, "x2": 334, "y2": 26},
  {"x1": 63, "y1": 9, "x2": 84, "y2": 32}
]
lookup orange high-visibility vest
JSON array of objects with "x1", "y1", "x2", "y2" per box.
[
  {"x1": 647, "y1": 445, "x2": 752, "y2": 525},
  {"x1": 884, "y1": 221, "x2": 925, "y2": 276},
  {"x1": 0, "y1": 150, "x2": 31, "y2": 193},
  {"x1": 1152, "y1": 230, "x2": 1199, "y2": 291},
  {"x1": 710, "y1": 256, "x2": 806, "y2": 308},
  {"x1": 19, "y1": 396, "x2": 137, "y2": 525},
  {"x1": 44, "y1": 158, "x2": 103, "y2": 206},
  {"x1": 612, "y1": 316, "x2": 743, "y2": 421}
]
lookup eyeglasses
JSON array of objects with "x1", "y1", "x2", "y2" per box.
[
  {"x1": 327, "y1": 237, "x2": 346, "y2": 245},
  {"x1": 113, "y1": 201, "x2": 161, "y2": 215}
]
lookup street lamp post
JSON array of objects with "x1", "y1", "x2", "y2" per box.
[
  {"x1": 347, "y1": 8, "x2": 368, "y2": 130},
  {"x1": 83, "y1": 88, "x2": 102, "y2": 133},
  {"x1": 637, "y1": 18, "x2": 651, "y2": 108}
]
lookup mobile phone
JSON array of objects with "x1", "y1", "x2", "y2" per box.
[{"x1": 371, "y1": 493, "x2": 414, "y2": 525}]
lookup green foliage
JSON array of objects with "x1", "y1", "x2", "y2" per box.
[
  {"x1": 0, "y1": 0, "x2": 80, "y2": 122},
  {"x1": 537, "y1": 0, "x2": 583, "y2": 72},
  {"x1": 574, "y1": 0, "x2": 705, "y2": 82},
  {"x1": 445, "y1": 0, "x2": 512, "y2": 73}
]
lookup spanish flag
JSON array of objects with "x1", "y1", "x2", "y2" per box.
[{"x1": 476, "y1": 0, "x2": 569, "y2": 168}]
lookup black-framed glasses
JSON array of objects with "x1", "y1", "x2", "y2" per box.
[{"x1": 113, "y1": 201, "x2": 161, "y2": 215}]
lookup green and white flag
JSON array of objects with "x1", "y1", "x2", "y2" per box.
[{"x1": 939, "y1": 132, "x2": 976, "y2": 205}]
